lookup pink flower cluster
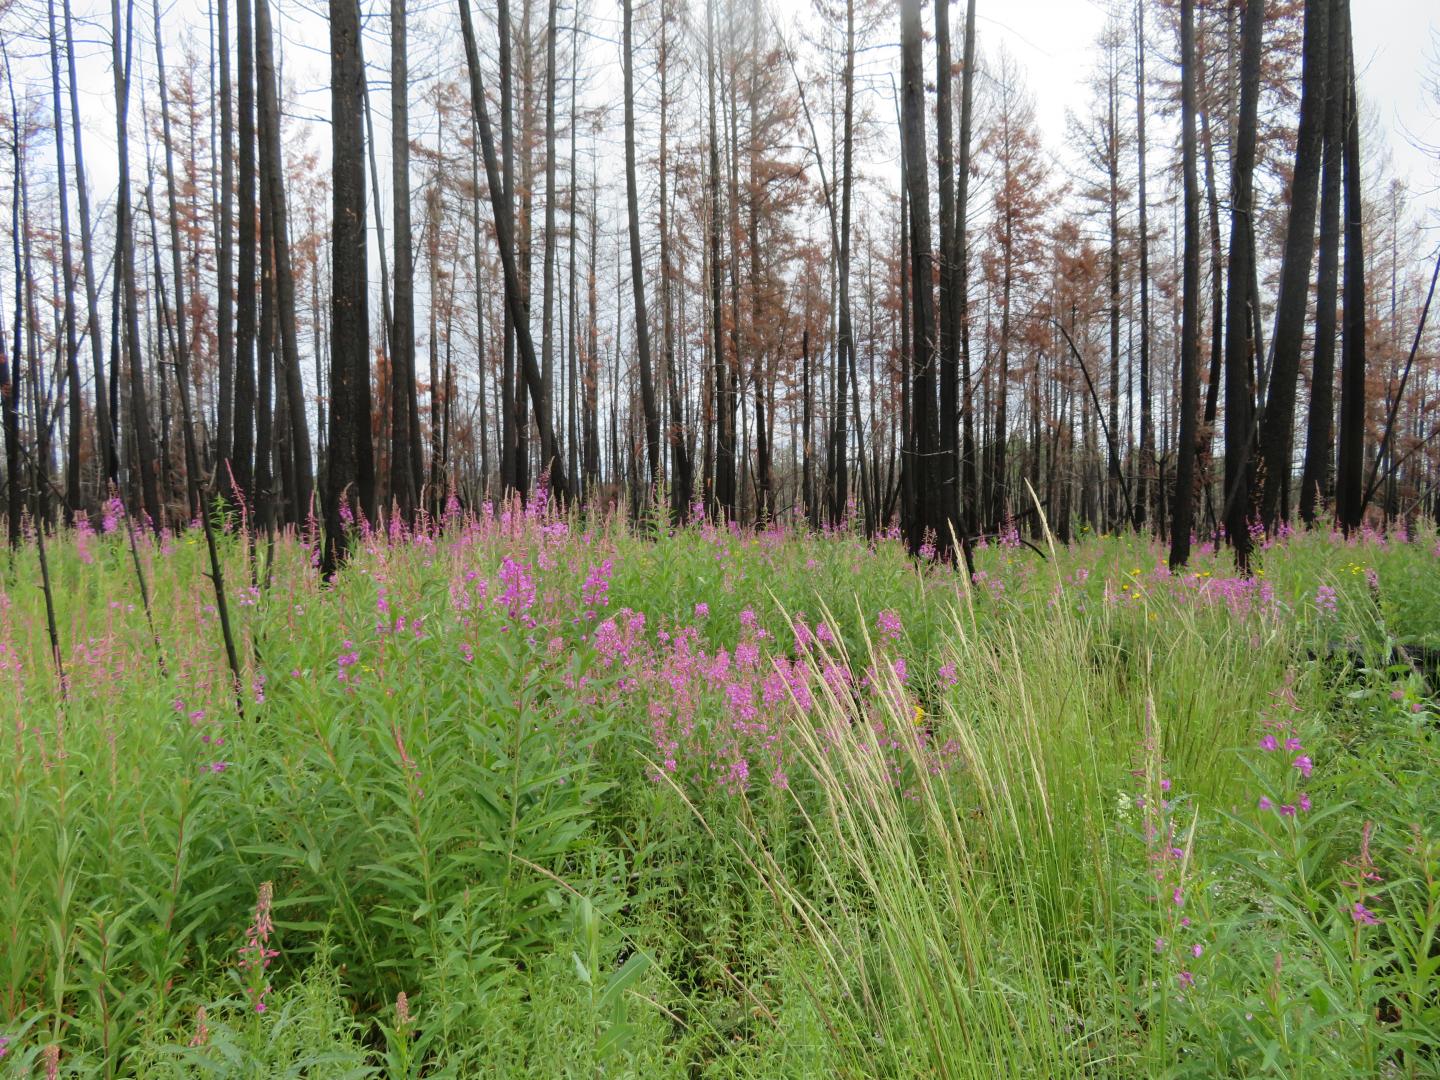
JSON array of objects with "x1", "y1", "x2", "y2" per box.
[{"x1": 239, "y1": 881, "x2": 279, "y2": 1013}]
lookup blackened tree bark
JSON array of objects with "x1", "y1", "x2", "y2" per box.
[
  {"x1": 514, "y1": 0, "x2": 534, "y2": 500},
  {"x1": 899, "y1": 0, "x2": 938, "y2": 555},
  {"x1": 934, "y1": 0, "x2": 958, "y2": 555},
  {"x1": 1170, "y1": 0, "x2": 1200, "y2": 570},
  {"x1": 746, "y1": 0, "x2": 771, "y2": 525},
  {"x1": 1335, "y1": 0, "x2": 1366, "y2": 533},
  {"x1": 1134, "y1": 0, "x2": 1153, "y2": 529},
  {"x1": 113, "y1": 0, "x2": 162, "y2": 530},
  {"x1": 470, "y1": 127, "x2": 490, "y2": 498},
  {"x1": 1222, "y1": 0, "x2": 1264, "y2": 570},
  {"x1": 324, "y1": 0, "x2": 377, "y2": 575},
  {"x1": 623, "y1": 0, "x2": 663, "y2": 497},
  {"x1": 827, "y1": 0, "x2": 857, "y2": 529},
  {"x1": 63, "y1": 0, "x2": 115, "y2": 489},
  {"x1": 658, "y1": 0, "x2": 692, "y2": 518},
  {"x1": 215, "y1": 0, "x2": 234, "y2": 487},
  {"x1": 48, "y1": 0, "x2": 82, "y2": 519},
  {"x1": 233, "y1": 0, "x2": 258, "y2": 508},
  {"x1": 255, "y1": 0, "x2": 314, "y2": 525},
  {"x1": 957, "y1": 0, "x2": 977, "y2": 543},
  {"x1": 255, "y1": 156, "x2": 275, "y2": 532},
  {"x1": 1300, "y1": 0, "x2": 1345, "y2": 525},
  {"x1": 707, "y1": 0, "x2": 734, "y2": 519},
  {"x1": 390, "y1": 0, "x2": 420, "y2": 519},
  {"x1": 155, "y1": 0, "x2": 198, "y2": 520},
  {"x1": 1, "y1": 260, "x2": 19, "y2": 547},
  {"x1": 541, "y1": 0, "x2": 559, "y2": 487},
  {"x1": 566, "y1": 16, "x2": 581, "y2": 498},
  {"x1": 1197, "y1": 27, "x2": 1224, "y2": 515},
  {"x1": 585, "y1": 170, "x2": 600, "y2": 490},
  {"x1": 1259, "y1": 0, "x2": 1328, "y2": 528},
  {"x1": 1106, "y1": 63, "x2": 1122, "y2": 533},
  {"x1": 497, "y1": 0, "x2": 517, "y2": 494},
  {"x1": 458, "y1": 0, "x2": 569, "y2": 499},
  {"x1": 541, "y1": 0, "x2": 564, "y2": 489},
  {"x1": 801, "y1": 325, "x2": 812, "y2": 519}
]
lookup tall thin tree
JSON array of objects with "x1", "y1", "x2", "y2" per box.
[
  {"x1": 622, "y1": 0, "x2": 662, "y2": 497},
  {"x1": 1299, "y1": 0, "x2": 1345, "y2": 525},
  {"x1": 390, "y1": 0, "x2": 420, "y2": 518},
  {"x1": 1222, "y1": 0, "x2": 1264, "y2": 570},
  {"x1": 458, "y1": 0, "x2": 569, "y2": 499},
  {"x1": 1258, "y1": 0, "x2": 1328, "y2": 528},
  {"x1": 323, "y1": 0, "x2": 377, "y2": 574},
  {"x1": 1335, "y1": 0, "x2": 1366, "y2": 533},
  {"x1": 899, "y1": 0, "x2": 938, "y2": 555},
  {"x1": 1170, "y1": 0, "x2": 1200, "y2": 570},
  {"x1": 63, "y1": 0, "x2": 116, "y2": 488},
  {"x1": 112, "y1": 0, "x2": 162, "y2": 529},
  {"x1": 48, "y1": 0, "x2": 82, "y2": 520}
]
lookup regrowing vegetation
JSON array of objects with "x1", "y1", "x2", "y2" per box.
[
  {"x1": 0, "y1": 0, "x2": 1438, "y2": 1073},
  {"x1": 1, "y1": 511, "x2": 1439, "y2": 1075}
]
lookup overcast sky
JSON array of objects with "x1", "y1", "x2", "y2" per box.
[
  {"x1": 20, "y1": 0, "x2": 1440, "y2": 241},
  {"x1": 950, "y1": 0, "x2": 1439, "y2": 227}
]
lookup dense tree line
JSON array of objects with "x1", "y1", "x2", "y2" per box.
[{"x1": 0, "y1": 0, "x2": 1435, "y2": 572}]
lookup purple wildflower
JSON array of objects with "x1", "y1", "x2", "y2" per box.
[{"x1": 1351, "y1": 902, "x2": 1379, "y2": 926}]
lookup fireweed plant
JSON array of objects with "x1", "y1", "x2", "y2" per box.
[{"x1": 0, "y1": 497, "x2": 1436, "y2": 1076}]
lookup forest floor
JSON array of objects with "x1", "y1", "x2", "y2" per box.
[{"x1": 2, "y1": 507, "x2": 1438, "y2": 1077}]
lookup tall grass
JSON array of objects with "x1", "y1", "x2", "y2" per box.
[{"x1": 0, "y1": 509, "x2": 1435, "y2": 1075}]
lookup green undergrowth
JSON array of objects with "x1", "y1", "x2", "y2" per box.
[{"x1": 1, "y1": 512, "x2": 1436, "y2": 1076}]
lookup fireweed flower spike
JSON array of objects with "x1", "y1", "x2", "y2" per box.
[
  {"x1": 189, "y1": 1006, "x2": 210, "y2": 1048},
  {"x1": 239, "y1": 881, "x2": 279, "y2": 1013}
]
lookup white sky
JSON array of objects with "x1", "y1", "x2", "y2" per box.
[
  {"x1": 968, "y1": 0, "x2": 1440, "y2": 226},
  {"x1": 10, "y1": 0, "x2": 1440, "y2": 257}
]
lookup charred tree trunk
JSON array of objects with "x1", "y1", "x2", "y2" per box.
[
  {"x1": 828, "y1": 0, "x2": 857, "y2": 529},
  {"x1": 323, "y1": 0, "x2": 377, "y2": 574},
  {"x1": 215, "y1": 0, "x2": 235, "y2": 489},
  {"x1": 585, "y1": 171, "x2": 600, "y2": 492},
  {"x1": 934, "y1": 0, "x2": 958, "y2": 555},
  {"x1": 232, "y1": 0, "x2": 258, "y2": 509},
  {"x1": 1222, "y1": 0, "x2": 1264, "y2": 570},
  {"x1": 48, "y1": 0, "x2": 82, "y2": 520},
  {"x1": 458, "y1": 0, "x2": 569, "y2": 499},
  {"x1": 154, "y1": 0, "x2": 198, "y2": 521},
  {"x1": 623, "y1": 0, "x2": 662, "y2": 497},
  {"x1": 113, "y1": 0, "x2": 162, "y2": 530},
  {"x1": 63, "y1": 0, "x2": 116, "y2": 490},
  {"x1": 1107, "y1": 74, "x2": 1122, "y2": 532},
  {"x1": 1335, "y1": 0, "x2": 1365, "y2": 533},
  {"x1": 708, "y1": 0, "x2": 734, "y2": 519},
  {"x1": 1300, "y1": 0, "x2": 1345, "y2": 526},
  {"x1": 658, "y1": 0, "x2": 691, "y2": 518},
  {"x1": 1, "y1": 259, "x2": 19, "y2": 548},
  {"x1": 1134, "y1": 0, "x2": 1153, "y2": 530},
  {"x1": 1258, "y1": 0, "x2": 1328, "y2": 529},
  {"x1": 900, "y1": 0, "x2": 938, "y2": 555},
  {"x1": 542, "y1": 0, "x2": 562, "y2": 492},
  {"x1": 390, "y1": 0, "x2": 420, "y2": 518},
  {"x1": 254, "y1": 0, "x2": 313, "y2": 526},
  {"x1": 957, "y1": 0, "x2": 977, "y2": 543},
  {"x1": 1170, "y1": 0, "x2": 1201, "y2": 570}
]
